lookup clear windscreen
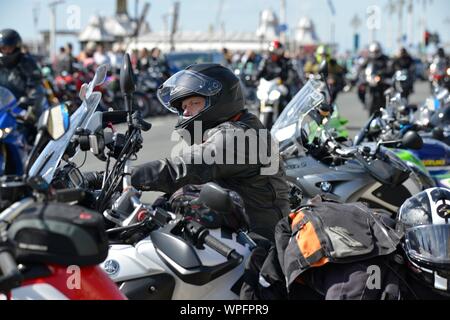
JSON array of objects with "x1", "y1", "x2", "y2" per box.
[
  {"x1": 28, "y1": 92, "x2": 102, "y2": 183},
  {"x1": 271, "y1": 79, "x2": 325, "y2": 149}
]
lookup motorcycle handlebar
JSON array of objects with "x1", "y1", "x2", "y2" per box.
[
  {"x1": 203, "y1": 233, "x2": 243, "y2": 262},
  {"x1": 102, "y1": 111, "x2": 128, "y2": 126},
  {"x1": 326, "y1": 140, "x2": 357, "y2": 158},
  {"x1": 55, "y1": 189, "x2": 86, "y2": 203}
]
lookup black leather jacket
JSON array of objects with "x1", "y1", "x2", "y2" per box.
[
  {"x1": 131, "y1": 110, "x2": 291, "y2": 240},
  {"x1": 360, "y1": 54, "x2": 393, "y2": 80},
  {"x1": 0, "y1": 53, "x2": 46, "y2": 120},
  {"x1": 257, "y1": 55, "x2": 293, "y2": 83},
  {"x1": 393, "y1": 55, "x2": 414, "y2": 71}
]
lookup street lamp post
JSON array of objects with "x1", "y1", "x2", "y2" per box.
[
  {"x1": 32, "y1": 1, "x2": 41, "y2": 54},
  {"x1": 420, "y1": 0, "x2": 433, "y2": 49},
  {"x1": 350, "y1": 14, "x2": 361, "y2": 54},
  {"x1": 48, "y1": 0, "x2": 64, "y2": 62},
  {"x1": 406, "y1": 0, "x2": 413, "y2": 48},
  {"x1": 326, "y1": 0, "x2": 336, "y2": 48},
  {"x1": 444, "y1": 17, "x2": 450, "y2": 44},
  {"x1": 386, "y1": 0, "x2": 395, "y2": 49},
  {"x1": 397, "y1": 0, "x2": 405, "y2": 48},
  {"x1": 169, "y1": 1, "x2": 180, "y2": 52},
  {"x1": 280, "y1": 0, "x2": 287, "y2": 44}
]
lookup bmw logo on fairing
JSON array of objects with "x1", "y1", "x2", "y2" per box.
[
  {"x1": 320, "y1": 181, "x2": 332, "y2": 193},
  {"x1": 103, "y1": 260, "x2": 120, "y2": 275}
]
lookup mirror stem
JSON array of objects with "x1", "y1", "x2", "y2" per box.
[
  {"x1": 323, "y1": 77, "x2": 332, "y2": 105},
  {"x1": 123, "y1": 93, "x2": 133, "y2": 128}
]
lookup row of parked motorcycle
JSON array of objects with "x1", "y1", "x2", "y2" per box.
[
  {"x1": 0, "y1": 54, "x2": 449, "y2": 300},
  {"x1": 238, "y1": 51, "x2": 450, "y2": 131},
  {"x1": 0, "y1": 61, "x2": 173, "y2": 178},
  {"x1": 42, "y1": 62, "x2": 170, "y2": 119}
]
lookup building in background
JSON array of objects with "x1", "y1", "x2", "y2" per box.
[{"x1": 78, "y1": 0, "x2": 150, "y2": 50}]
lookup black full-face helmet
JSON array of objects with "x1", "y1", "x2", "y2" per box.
[
  {"x1": 157, "y1": 63, "x2": 245, "y2": 144},
  {"x1": 397, "y1": 187, "x2": 450, "y2": 296},
  {"x1": 0, "y1": 29, "x2": 23, "y2": 68}
]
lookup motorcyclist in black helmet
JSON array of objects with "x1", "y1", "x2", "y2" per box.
[
  {"x1": 0, "y1": 29, "x2": 47, "y2": 128},
  {"x1": 257, "y1": 40, "x2": 291, "y2": 83},
  {"x1": 393, "y1": 47, "x2": 414, "y2": 71},
  {"x1": 435, "y1": 47, "x2": 449, "y2": 65},
  {"x1": 357, "y1": 42, "x2": 393, "y2": 111},
  {"x1": 256, "y1": 41, "x2": 301, "y2": 111},
  {"x1": 130, "y1": 63, "x2": 291, "y2": 240}
]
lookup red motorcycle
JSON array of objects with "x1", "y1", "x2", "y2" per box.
[{"x1": 0, "y1": 198, "x2": 127, "y2": 300}]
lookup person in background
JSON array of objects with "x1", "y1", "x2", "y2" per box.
[
  {"x1": 65, "y1": 43, "x2": 76, "y2": 74},
  {"x1": 93, "y1": 43, "x2": 110, "y2": 66},
  {"x1": 78, "y1": 41, "x2": 96, "y2": 68},
  {"x1": 149, "y1": 47, "x2": 170, "y2": 79},
  {"x1": 0, "y1": 28, "x2": 47, "y2": 139},
  {"x1": 108, "y1": 43, "x2": 125, "y2": 74},
  {"x1": 137, "y1": 47, "x2": 150, "y2": 72}
]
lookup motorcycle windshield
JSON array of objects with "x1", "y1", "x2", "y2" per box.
[
  {"x1": 28, "y1": 92, "x2": 102, "y2": 183},
  {"x1": 0, "y1": 86, "x2": 17, "y2": 110},
  {"x1": 271, "y1": 79, "x2": 324, "y2": 149}
]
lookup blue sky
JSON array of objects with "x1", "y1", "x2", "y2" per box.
[{"x1": 0, "y1": 0, "x2": 449, "y2": 54}]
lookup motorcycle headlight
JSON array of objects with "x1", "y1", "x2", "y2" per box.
[
  {"x1": 0, "y1": 127, "x2": 13, "y2": 139},
  {"x1": 447, "y1": 68, "x2": 450, "y2": 76},
  {"x1": 268, "y1": 90, "x2": 281, "y2": 101},
  {"x1": 257, "y1": 90, "x2": 268, "y2": 100}
]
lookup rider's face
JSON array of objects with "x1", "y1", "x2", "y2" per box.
[
  {"x1": 0, "y1": 45, "x2": 15, "y2": 55},
  {"x1": 181, "y1": 96, "x2": 206, "y2": 117}
]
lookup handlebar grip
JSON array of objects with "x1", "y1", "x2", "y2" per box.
[
  {"x1": 0, "y1": 250, "x2": 22, "y2": 293},
  {"x1": 55, "y1": 189, "x2": 85, "y2": 203},
  {"x1": 102, "y1": 111, "x2": 128, "y2": 126},
  {"x1": 203, "y1": 234, "x2": 243, "y2": 261},
  {"x1": 139, "y1": 119, "x2": 152, "y2": 132}
]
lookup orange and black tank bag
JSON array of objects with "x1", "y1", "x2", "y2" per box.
[{"x1": 275, "y1": 198, "x2": 402, "y2": 290}]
